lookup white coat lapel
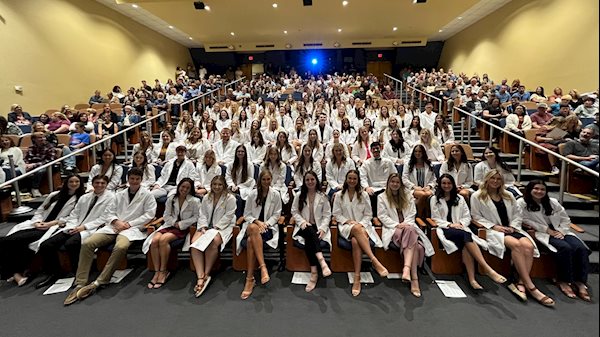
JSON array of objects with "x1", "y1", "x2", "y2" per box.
[{"x1": 484, "y1": 198, "x2": 501, "y2": 226}]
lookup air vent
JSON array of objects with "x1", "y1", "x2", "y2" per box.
[
  {"x1": 208, "y1": 45, "x2": 229, "y2": 50},
  {"x1": 256, "y1": 44, "x2": 275, "y2": 48},
  {"x1": 303, "y1": 43, "x2": 323, "y2": 47},
  {"x1": 401, "y1": 40, "x2": 422, "y2": 44},
  {"x1": 352, "y1": 42, "x2": 372, "y2": 46}
]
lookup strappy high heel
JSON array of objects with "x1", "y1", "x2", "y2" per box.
[
  {"x1": 259, "y1": 264, "x2": 270, "y2": 285},
  {"x1": 241, "y1": 277, "x2": 255, "y2": 300}
]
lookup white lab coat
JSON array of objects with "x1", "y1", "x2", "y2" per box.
[
  {"x1": 260, "y1": 161, "x2": 290, "y2": 203},
  {"x1": 433, "y1": 127, "x2": 455, "y2": 145},
  {"x1": 248, "y1": 144, "x2": 267, "y2": 165},
  {"x1": 279, "y1": 145, "x2": 298, "y2": 166},
  {"x1": 291, "y1": 191, "x2": 332, "y2": 247},
  {"x1": 214, "y1": 140, "x2": 239, "y2": 165},
  {"x1": 151, "y1": 142, "x2": 178, "y2": 164},
  {"x1": 196, "y1": 162, "x2": 222, "y2": 191},
  {"x1": 404, "y1": 128, "x2": 421, "y2": 147},
  {"x1": 351, "y1": 141, "x2": 371, "y2": 164},
  {"x1": 324, "y1": 142, "x2": 350, "y2": 161},
  {"x1": 184, "y1": 139, "x2": 210, "y2": 163},
  {"x1": 129, "y1": 164, "x2": 156, "y2": 189},
  {"x1": 155, "y1": 158, "x2": 198, "y2": 188},
  {"x1": 517, "y1": 198, "x2": 589, "y2": 253},
  {"x1": 332, "y1": 190, "x2": 382, "y2": 247},
  {"x1": 470, "y1": 191, "x2": 538, "y2": 258},
  {"x1": 191, "y1": 193, "x2": 237, "y2": 252},
  {"x1": 132, "y1": 143, "x2": 157, "y2": 163},
  {"x1": 7, "y1": 192, "x2": 79, "y2": 252},
  {"x1": 32, "y1": 191, "x2": 116, "y2": 251},
  {"x1": 377, "y1": 193, "x2": 434, "y2": 255},
  {"x1": 340, "y1": 129, "x2": 357, "y2": 145},
  {"x1": 325, "y1": 158, "x2": 355, "y2": 193},
  {"x1": 236, "y1": 188, "x2": 282, "y2": 255},
  {"x1": 401, "y1": 164, "x2": 436, "y2": 191},
  {"x1": 473, "y1": 161, "x2": 516, "y2": 187},
  {"x1": 382, "y1": 142, "x2": 409, "y2": 165},
  {"x1": 359, "y1": 157, "x2": 397, "y2": 192},
  {"x1": 98, "y1": 187, "x2": 156, "y2": 241},
  {"x1": 313, "y1": 124, "x2": 333, "y2": 144},
  {"x1": 142, "y1": 194, "x2": 199, "y2": 253},
  {"x1": 439, "y1": 161, "x2": 474, "y2": 189},
  {"x1": 430, "y1": 195, "x2": 488, "y2": 254},
  {"x1": 293, "y1": 161, "x2": 322, "y2": 187},
  {"x1": 226, "y1": 162, "x2": 256, "y2": 200},
  {"x1": 86, "y1": 164, "x2": 123, "y2": 192},
  {"x1": 290, "y1": 129, "x2": 308, "y2": 144}
]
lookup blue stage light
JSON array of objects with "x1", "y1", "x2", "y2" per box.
[{"x1": 311, "y1": 58, "x2": 318, "y2": 65}]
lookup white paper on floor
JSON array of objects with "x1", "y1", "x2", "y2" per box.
[
  {"x1": 110, "y1": 269, "x2": 133, "y2": 284},
  {"x1": 347, "y1": 272, "x2": 374, "y2": 284},
  {"x1": 435, "y1": 280, "x2": 467, "y2": 298},
  {"x1": 43, "y1": 277, "x2": 74, "y2": 295},
  {"x1": 386, "y1": 273, "x2": 401, "y2": 279},
  {"x1": 291, "y1": 272, "x2": 312, "y2": 285}
]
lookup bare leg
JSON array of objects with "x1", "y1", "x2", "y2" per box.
[
  {"x1": 350, "y1": 225, "x2": 388, "y2": 277},
  {"x1": 351, "y1": 237, "x2": 362, "y2": 296},
  {"x1": 305, "y1": 265, "x2": 319, "y2": 292},
  {"x1": 242, "y1": 224, "x2": 260, "y2": 299},
  {"x1": 410, "y1": 246, "x2": 422, "y2": 297},
  {"x1": 316, "y1": 251, "x2": 331, "y2": 277},
  {"x1": 464, "y1": 242, "x2": 506, "y2": 284},
  {"x1": 462, "y1": 248, "x2": 482, "y2": 289},
  {"x1": 148, "y1": 232, "x2": 163, "y2": 288},
  {"x1": 204, "y1": 234, "x2": 222, "y2": 276},
  {"x1": 155, "y1": 233, "x2": 177, "y2": 287}
]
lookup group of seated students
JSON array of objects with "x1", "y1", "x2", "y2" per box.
[
  {"x1": 0, "y1": 69, "x2": 594, "y2": 306},
  {"x1": 0, "y1": 164, "x2": 591, "y2": 306},
  {"x1": 405, "y1": 68, "x2": 599, "y2": 176}
]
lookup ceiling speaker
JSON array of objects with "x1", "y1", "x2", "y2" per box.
[{"x1": 193, "y1": 1, "x2": 205, "y2": 10}]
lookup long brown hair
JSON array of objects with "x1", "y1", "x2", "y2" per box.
[
  {"x1": 341, "y1": 169, "x2": 363, "y2": 202},
  {"x1": 384, "y1": 173, "x2": 409, "y2": 211}
]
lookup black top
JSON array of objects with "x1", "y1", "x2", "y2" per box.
[
  {"x1": 492, "y1": 198, "x2": 510, "y2": 228},
  {"x1": 167, "y1": 160, "x2": 182, "y2": 186},
  {"x1": 445, "y1": 199, "x2": 454, "y2": 223},
  {"x1": 258, "y1": 204, "x2": 266, "y2": 222},
  {"x1": 44, "y1": 194, "x2": 71, "y2": 223}
]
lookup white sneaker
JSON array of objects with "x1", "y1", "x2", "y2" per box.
[
  {"x1": 551, "y1": 166, "x2": 559, "y2": 174},
  {"x1": 31, "y1": 189, "x2": 42, "y2": 198}
]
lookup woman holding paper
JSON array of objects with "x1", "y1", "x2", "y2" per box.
[{"x1": 189, "y1": 176, "x2": 237, "y2": 297}]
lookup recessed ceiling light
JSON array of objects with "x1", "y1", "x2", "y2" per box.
[
  {"x1": 337, "y1": 28, "x2": 342, "y2": 32},
  {"x1": 272, "y1": 3, "x2": 278, "y2": 8},
  {"x1": 393, "y1": 27, "x2": 398, "y2": 31},
  {"x1": 230, "y1": 32, "x2": 235, "y2": 36},
  {"x1": 342, "y1": 1, "x2": 349, "y2": 6},
  {"x1": 131, "y1": 4, "x2": 138, "y2": 8},
  {"x1": 392, "y1": 41, "x2": 399, "y2": 46},
  {"x1": 285, "y1": 43, "x2": 292, "y2": 49},
  {"x1": 168, "y1": 25, "x2": 174, "y2": 29},
  {"x1": 283, "y1": 30, "x2": 288, "y2": 34},
  {"x1": 438, "y1": 29, "x2": 443, "y2": 32},
  {"x1": 188, "y1": 37, "x2": 193, "y2": 40},
  {"x1": 458, "y1": 16, "x2": 463, "y2": 20},
  {"x1": 205, "y1": 5, "x2": 211, "y2": 10}
]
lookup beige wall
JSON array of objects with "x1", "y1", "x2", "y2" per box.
[
  {"x1": 0, "y1": 0, "x2": 192, "y2": 115},
  {"x1": 439, "y1": 0, "x2": 599, "y2": 93}
]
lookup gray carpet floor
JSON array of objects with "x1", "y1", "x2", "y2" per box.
[{"x1": 0, "y1": 264, "x2": 597, "y2": 337}]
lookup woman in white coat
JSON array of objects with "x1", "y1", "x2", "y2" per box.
[
  {"x1": 132, "y1": 131, "x2": 156, "y2": 163},
  {"x1": 325, "y1": 143, "x2": 356, "y2": 199},
  {"x1": 439, "y1": 144, "x2": 473, "y2": 201},
  {"x1": 377, "y1": 173, "x2": 433, "y2": 297},
  {"x1": 402, "y1": 144, "x2": 436, "y2": 217},
  {"x1": 293, "y1": 144, "x2": 322, "y2": 189},
  {"x1": 35, "y1": 175, "x2": 114, "y2": 287},
  {"x1": 430, "y1": 174, "x2": 507, "y2": 290},
  {"x1": 0, "y1": 175, "x2": 84, "y2": 286},
  {"x1": 145, "y1": 178, "x2": 199, "y2": 289},
  {"x1": 260, "y1": 146, "x2": 291, "y2": 204},
  {"x1": 152, "y1": 131, "x2": 178, "y2": 167},
  {"x1": 86, "y1": 148, "x2": 123, "y2": 192},
  {"x1": 195, "y1": 150, "x2": 221, "y2": 198},
  {"x1": 190, "y1": 176, "x2": 237, "y2": 297},
  {"x1": 519, "y1": 180, "x2": 591, "y2": 301},
  {"x1": 237, "y1": 170, "x2": 282, "y2": 300},
  {"x1": 130, "y1": 151, "x2": 156, "y2": 189},
  {"x1": 382, "y1": 128, "x2": 409, "y2": 167},
  {"x1": 151, "y1": 145, "x2": 199, "y2": 199},
  {"x1": 474, "y1": 147, "x2": 521, "y2": 197},
  {"x1": 291, "y1": 171, "x2": 332, "y2": 292},
  {"x1": 332, "y1": 169, "x2": 388, "y2": 297},
  {"x1": 471, "y1": 170, "x2": 554, "y2": 307},
  {"x1": 226, "y1": 144, "x2": 256, "y2": 202}
]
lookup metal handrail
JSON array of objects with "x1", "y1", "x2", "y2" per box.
[
  {"x1": 179, "y1": 77, "x2": 246, "y2": 113},
  {"x1": 453, "y1": 105, "x2": 598, "y2": 203},
  {"x1": 0, "y1": 111, "x2": 167, "y2": 190},
  {"x1": 383, "y1": 74, "x2": 403, "y2": 104}
]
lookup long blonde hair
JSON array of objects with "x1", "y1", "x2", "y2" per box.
[
  {"x1": 384, "y1": 173, "x2": 409, "y2": 211},
  {"x1": 478, "y1": 169, "x2": 512, "y2": 202}
]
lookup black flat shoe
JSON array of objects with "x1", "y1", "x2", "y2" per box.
[{"x1": 35, "y1": 275, "x2": 58, "y2": 289}]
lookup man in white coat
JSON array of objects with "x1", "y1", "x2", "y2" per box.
[
  {"x1": 359, "y1": 141, "x2": 397, "y2": 216},
  {"x1": 64, "y1": 168, "x2": 156, "y2": 305},
  {"x1": 314, "y1": 113, "x2": 333, "y2": 146},
  {"x1": 151, "y1": 145, "x2": 199, "y2": 199},
  {"x1": 213, "y1": 128, "x2": 239, "y2": 166}
]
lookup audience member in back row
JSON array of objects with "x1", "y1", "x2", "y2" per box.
[
  {"x1": 65, "y1": 168, "x2": 156, "y2": 306},
  {"x1": 0, "y1": 116, "x2": 23, "y2": 136},
  {"x1": 8, "y1": 104, "x2": 32, "y2": 125},
  {"x1": 0, "y1": 135, "x2": 26, "y2": 179},
  {"x1": 471, "y1": 170, "x2": 554, "y2": 307},
  {"x1": 25, "y1": 132, "x2": 57, "y2": 198},
  {"x1": 519, "y1": 180, "x2": 591, "y2": 302},
  {"x1": 0, "y1": 174, "x2": 84, "y2": 287}
]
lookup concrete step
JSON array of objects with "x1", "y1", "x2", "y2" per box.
[
  {"x1": 590, "y1": 251, "x2": 599, "y2": 273},
  {"x1": 548, "y1": 192, "x2": 598, "y2": 210},
  {"x1": 566, "y1": 209, "x2": 600, "y2": 225}
]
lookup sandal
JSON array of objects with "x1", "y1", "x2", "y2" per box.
[
  {"x1": 558, "y1": 283, "x2": 576, "y2": 299},
  {"x1": 469, "y1": 280, "x2": 484, "y2": 291},
  {"x1": 153, "y1": 271, "x2": 170, "y2": 289},
  {"x1": 507, "y1": 283, "x2": 527, "y2": 302},
  {"x1": 577, "y1": 286, "x2": 591, "y2": 302},
  {"x1": 195, "y1": 276, "x2": 211, "y2": 298},
  {"x1": 410, "y1": 279, "x2": 421, "y2": 298},
  {"x1": 259, "y1": 264, "x2": 270, "y2": 285},
  {"x1": 401, "y1": 265, "x2": 411, "y2": 283},
  {"x1": 305, "y1": 272, "x2": 318, "y2": 293},
  {"x1": 241, "y1": 277, "x2": 255, "y2": 300},
  {"x1": 352, "y1": 276, "x2": 361, "y2": 297},
  {"x1": 528, "y1": 286, "x2": 555, "y2": 307}
]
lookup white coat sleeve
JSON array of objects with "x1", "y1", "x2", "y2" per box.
[
  {"x1": 214, "y1": 196, "x2": 237, "y2": 231},
  {"x1": 430, "y1": 196, "x2": 450, "y2": 229},
  {"x1": 178, "y1": 199, "x2": 199, "y2": 230},
  {"x1": 129, "y1": 194, "x2": 156, "y2": 229},
  {"x1": 470, "y1": 194, "x2": 495, "y2": 229}
]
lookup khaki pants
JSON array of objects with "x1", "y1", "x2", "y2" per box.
[{"x1": 76, "y1": 233, "x2": 131, "y2": 286}]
